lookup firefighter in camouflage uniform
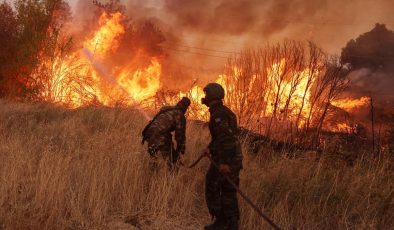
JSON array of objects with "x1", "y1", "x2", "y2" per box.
[
  {"x1": 142, "y1": 97, "x2": 191, "y2": 167},
  {"x1": 202, "y1": 83, "x2": 243, "y2": 230}
]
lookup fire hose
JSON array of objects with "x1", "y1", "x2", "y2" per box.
[{"x1": 184, "y1": 153, "x2": 282, "y2": 230}]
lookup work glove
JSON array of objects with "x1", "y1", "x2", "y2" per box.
[{"x1": 148, "y1": 145, "x2": 158, "y2": 157}]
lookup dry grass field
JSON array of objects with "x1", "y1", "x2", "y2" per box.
[{"x1": 0, "y1": 100, "x2": 393, "y2": 229}]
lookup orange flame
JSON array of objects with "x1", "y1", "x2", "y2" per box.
[
  {"x1": 35, "y1": 11, "x2": 370, "y2": 134},
  {"x1": 41, "y1": 12, "x2": 161, "y2": 108},
  {"x1": 332, "y1": 96, "x2": 369, "y2": 111},
  {"x1": 84, "y1": 12, "x2": 125, "y2": 58}
]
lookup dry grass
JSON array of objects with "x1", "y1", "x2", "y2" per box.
[{"x1": 0, "y1": 100, "x2": 393, "y2": 229}]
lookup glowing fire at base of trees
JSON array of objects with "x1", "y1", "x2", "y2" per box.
[{"x1": 6, "y1": 5, "x2": 375, "y2": 141}]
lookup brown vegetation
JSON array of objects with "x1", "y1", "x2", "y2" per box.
[{"x1": 0, "y1": 100, "x2": 393, "y2": 229}]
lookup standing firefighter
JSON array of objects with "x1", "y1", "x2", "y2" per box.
[
  {"x1": 202, "y1": 83, "x2": 243, "y2": 230},
  {"x1": 141, "y1": 97, "x2": 191, "y2": 168}
]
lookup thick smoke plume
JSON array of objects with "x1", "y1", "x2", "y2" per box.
[
  {"x1": 342, "y1": 24, "x2": 394, "y2": 71},
  {"x1": 338, "y1": 24, "x2": 394, "y2": 130},
  {"x1": 341, "y1": 24, "x2": 394, "y2": 102}
]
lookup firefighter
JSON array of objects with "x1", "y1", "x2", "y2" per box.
[
  {"x1": 141, "y1": 97, "x2": 191, "y2": 168},
  {"x1": 202, "y1": 83, "x2": 243, "y2": 230}
]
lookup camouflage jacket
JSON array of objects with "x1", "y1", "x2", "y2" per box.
[
  {"x1": 144, "y1": 106, "x2": 186, "y2": 152},
  {"x1": 208, "y1": 101, "x2": 243, "y2": 167}
]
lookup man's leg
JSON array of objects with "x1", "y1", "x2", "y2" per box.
[
  {"x1": 221, "y1": 169, "x2": 240, "y2": 230},
  {"x1": 169, "y1": 146, "x2": 180, "y2": 166},
  {"x1": 156, "y1": 144, "x2": 176, "y2": 170},
  {"x1": 205, "y1": 164, "x2": 227, "y2": 229}
]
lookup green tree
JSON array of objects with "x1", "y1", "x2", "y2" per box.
[
  {"x1": 0, "y1": 0, "x2": 71, "y2": 99},
  {"x1": 0, "y1": 2, "x2": 19, "y2": 97}
]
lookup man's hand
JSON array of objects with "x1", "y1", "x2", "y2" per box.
[{"x1": 219, "y1": 164, "x2": 231, "y2": 174}]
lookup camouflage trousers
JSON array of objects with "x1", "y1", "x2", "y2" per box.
[
  {"x1": 147, "y1": 141, "x2": 180, "y2": 168},
  {"x1": 205, "y1": 163, "x2": 240, "y2": 219}
]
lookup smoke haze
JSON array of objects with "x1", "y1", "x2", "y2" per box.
[
  {"x1": 119, "y1": 0, "x2": 394, "y2": 51},
  {"x1": 69, "y1": 0, "x2": 394, "y2": 90},
  {"x1": 125, "y1": 0, "x2": 394, "y2": 84}
]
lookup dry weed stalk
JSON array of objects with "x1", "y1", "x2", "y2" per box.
[{"x1": 0, "y1": 100, "x2": 392, "y2": 229}]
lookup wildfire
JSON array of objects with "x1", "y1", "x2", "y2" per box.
[
  {"x1": 331, "y1": 96, "x2": 370, "y2": 111},
  {"x1": 34, "y1": 11, "x2": 370, "y2": 134},
  {"x1": 118, "y1": 58, "x2": 161, "y2": 102},
  {"x1": 84, "y1": 12, "x2": 125, "y2": 58},
  {"x1": 265, "y1": 59, "x2": 315, "y2": 118},
  {"x1": 41, "y1": 12, "x2": 161, "y2": 108}
]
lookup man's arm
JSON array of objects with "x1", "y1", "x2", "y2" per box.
[{"x1": 211, "y1": 114, "x2": 237, "y2": 165}]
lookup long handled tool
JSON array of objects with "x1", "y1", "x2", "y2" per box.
[
  {"x1": 185, "y1": 152, "x2": 207, "y2": 168},
  {"x1": 187, "y1": 152, "x2": 282, "y2": 230}
]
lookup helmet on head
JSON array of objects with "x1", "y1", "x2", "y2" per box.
[
  {"x1": 203, "y1": 83, "x2": 225, "y2": 100},
  {"x1": 201, "y1": 83, "x2": 225, "y2": 106},
  {"x1": 176, "y1": 97, "x2": 191, "y2": 112}
]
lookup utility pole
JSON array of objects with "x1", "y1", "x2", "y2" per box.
[{"x1": 369, "y1": 94, "x2": 375, "y2": 155}]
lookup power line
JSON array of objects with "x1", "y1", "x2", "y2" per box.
[
  {"x1": 163, "y1": 41, "x2": 394, "y2": 60},
  {"x1": 253, "y1": 17, "x2": 394, "y2": 26},
  {"x1": 162, "y1": 46, "x2": 230, "y2": 59},
  {"x1": 164, "y1": 46, "x2": 394, "y2": 60},
  {"x1": 164, "y1": 42, "x2": 242, "y2": 54},
  {"x1": 161, "y1": 38, "x2": 394, "y2": 62}
]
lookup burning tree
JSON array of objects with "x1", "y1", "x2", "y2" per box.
[{"x1": 214, "y1": 41, "x2": 349, "y2": 145}]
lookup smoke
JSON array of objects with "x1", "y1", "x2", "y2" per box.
[
  {"x1": 346, "y1": 69, "x2": 394, "y2": 97},
  {"x1": 70, "y1": 0, "x2": 394, "y2": 91},
  {"x1": 121, "y1": 0, "x2": 394, "y2": 51},
  {"x1": 119, "y1": 0, "x2": 394, "y2": 85},
  {"x1": 162, "y1": 0, "x2": 326, "y2": 36},
  {"x1": 341, "y1": 24, "x2": 394, "y2": 103},
  {"x1": 336, "y1": 23, "x2": 394, "y2": 130},
  {"x1": 341, "y1": 24, "x2": 394, "y2": 71}
]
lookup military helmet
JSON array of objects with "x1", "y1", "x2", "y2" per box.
[
  {"x1": 176, "y1": 97, "x2": 191, "y2": 113},
  {"x1": 203, "y1": 83, "x2": 225, "y2": 100},
  {"x1": 177, "y1": 97, "x2": 191, "y2": 108}
]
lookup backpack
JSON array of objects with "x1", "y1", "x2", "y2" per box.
[{"x1": 141, "y1": 107, "x2": 182, "y2": 144}]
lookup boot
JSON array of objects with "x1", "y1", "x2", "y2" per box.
[
  {"x1": 204, "y1": 216, "x2": 228, "y2": 230},
  {"x1": 225, "y1": 216, "x2": 239, "y2": 230}
]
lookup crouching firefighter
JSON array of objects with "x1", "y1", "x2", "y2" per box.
[
  {"x1": 202, "y1": 83, "x2": 243, "y2": 230},
  {"x1": 141, "y1": 97, "x2": 191, "y2": 168}
]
